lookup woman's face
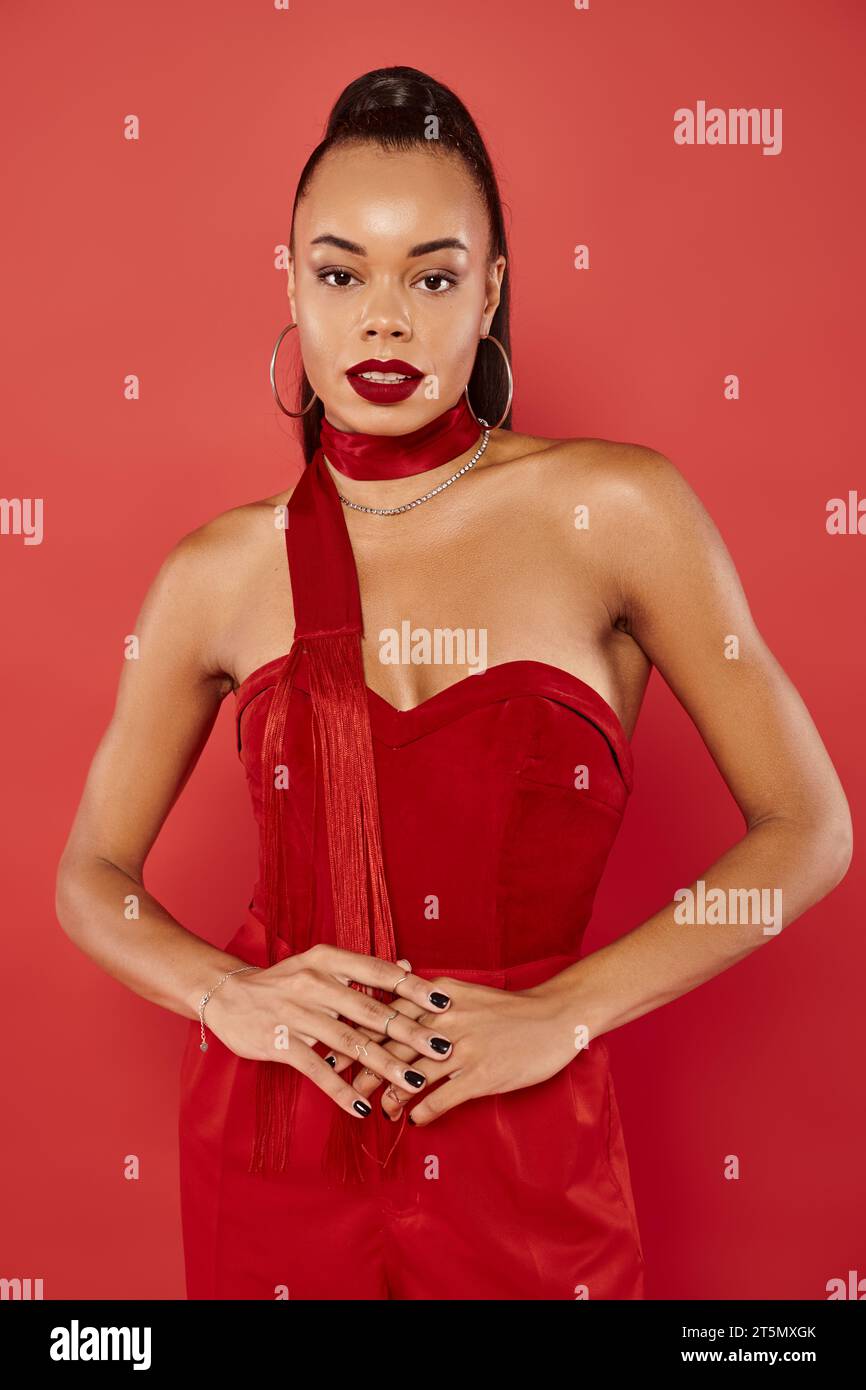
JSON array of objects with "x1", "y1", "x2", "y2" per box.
[{"x1": 287, "y1": 143, "x2": 506, "y2": 434}]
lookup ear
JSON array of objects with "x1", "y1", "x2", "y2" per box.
[{"x1": 482, "y1": 253, "x2": 507, "y2": 328}]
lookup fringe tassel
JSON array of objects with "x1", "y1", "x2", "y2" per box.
[
  {"x1": 248, "y1": 641, "x2": 304, "y2": 1174},
  {"x1": 304, "y1": 630, "x2": 398, "y2": 961},
  {"x1": 248, "y1": 630, "x2": 410, "y2": 1184},
  {"x1": 304, "y1": 630, "x2": 403, "y2": 1185}
]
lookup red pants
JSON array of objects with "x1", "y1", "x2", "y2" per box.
[{"x1": 178, "y1": 913, "x2": 646, "y2": 1300}]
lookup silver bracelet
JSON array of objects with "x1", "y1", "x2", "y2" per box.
[{"x1": 198, "y1": 965, "x2": 259, "y2": 1052}]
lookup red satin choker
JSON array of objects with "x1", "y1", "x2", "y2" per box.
[{"x1": 318, "y1": 396, "x2": 482, "y2": 481}]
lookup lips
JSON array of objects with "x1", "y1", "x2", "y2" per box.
[
  {"x1": 346, "y1": 358, "x2": 423, "y2": 379},
  {"x1": 345, "y1": 358, "x2": 425, "y2": 405}
]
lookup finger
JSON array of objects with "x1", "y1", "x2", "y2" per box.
[
  {"x1": 283, "y1": 1035, "x2": 384, "y2": 1119},
  {"x1": 333, "y1": 996, "x2": 430, "y2": 1083},
  {"x1": 378, "y1": 1050, "x2": 463, "y2": 1117},
  {"x1": 306, "y1": 944, "x2": 456, "y2": 1014},
  {"x1": 300, "y1": 974, "x2": 454, "y2": 1064},
  {"x1": 402, "y1": 1069, "x2": 474, "y2": 1126},
  {"x1": 325, "y1": 1051, "x2": 354, "y2": 1075},
  {"x1": 380, "y1": 1066, "x2": 420, "y2": 1118},
  {"x1": 351, "y1": 1040, "x2": 420, "y2": 1102},
  {"x1": 349, "y1": 1042, "x2": 433, "y2": 1106},
  {"x1": 290, "y1": 1007, "x2": 436, "y2": 1098},
  {"x1": 350, "y1": 1001, "x2": 433, "y2": 1101},
  {"x1": 357, "y1": 1048, "x2": 456, "y2": 1118},
  {"x1": 378, "y1": 1079, "x2": 417, "y2": 1119},
  {"x1": 299, "y1": 1003, "x2": 340, "y2": 1052},
  {"x1": 323, "y1": 1008, "x2": 431, "y2": 1080}
]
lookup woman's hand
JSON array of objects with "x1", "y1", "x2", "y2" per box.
[
  {"x1": 203, "y1": 943, "x2": 456, "y2": 1119},
  {"x1": 347, "y1": 978, "x2": 580, "y2": 1124}
]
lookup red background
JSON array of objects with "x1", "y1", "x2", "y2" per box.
[{"x1": 1, "y1": 0, "x2": 862, "y2": 1299}]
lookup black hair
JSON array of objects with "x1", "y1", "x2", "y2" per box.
[{"x1": 283, "y1": 66, "x2": 513, "y2": 462}]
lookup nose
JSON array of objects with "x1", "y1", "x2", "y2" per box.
[{"x1": 358, "y1": 284, "x2": 412, "y2": 342}]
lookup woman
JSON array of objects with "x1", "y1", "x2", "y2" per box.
[{"x1": 56, "y1": 66, "x2": 852, "y2": 1301}]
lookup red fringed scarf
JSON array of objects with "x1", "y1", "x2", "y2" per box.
[{"x1": 249, "y1": 397, "x2": 482, "y2": 1183}]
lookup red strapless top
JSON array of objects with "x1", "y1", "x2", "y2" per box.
[{"x1": 234, "y1": 641, "x2": 634, "y2": 976}]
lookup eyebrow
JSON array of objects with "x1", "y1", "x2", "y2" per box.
[{"x1": 310, "y1": 234, "x2": 469, "y2": 257}]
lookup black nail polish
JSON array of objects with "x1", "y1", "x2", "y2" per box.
[
  {"x1": 404, "y1": 1069, "x2": 426, "y2": 1088},
  {"x1": 353, "y1": 1099, "x2": 371, "y2": 1116},
  {"x1": 429, "y1": 1036, "x2": 451, "y2": 1054},
  {"x1": 324, "y1": 1055, "x2": 336, "y2": 1067},
  {"x1": 429, "y1": 991, "x2": 450, "y2": 1008},
  {"x1": 407, "y1": 1112, "x2": 417, "y2": 1125}
]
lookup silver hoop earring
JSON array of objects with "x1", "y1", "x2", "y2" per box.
[
  {"x1": 270, "y1": 322, "x2": 318, "y2": 418},
  {"x1": 464, "y1": 332, "x2": 513, "y2": 430}
]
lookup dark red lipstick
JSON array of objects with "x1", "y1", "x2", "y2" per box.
[{"x1": 345, "y1": 358, "x2": 425, "y2": 404}]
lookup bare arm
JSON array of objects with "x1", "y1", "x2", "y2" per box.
[
  {"x1": 537, "y1": 446, "x2": 854, "y2": 1037},
  {"x1": 55, "y1": 523, "x2": 250, "y2": 1023}
]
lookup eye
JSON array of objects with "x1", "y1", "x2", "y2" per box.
[
  {"x1": 417, "y1": 272, "x2": 458, "y2": 294},
  {"x1": 316, "y1": 268, "x2": 361, "y2": 289}
]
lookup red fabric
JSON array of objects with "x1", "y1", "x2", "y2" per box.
[
  {"x1": 179, "y1": 623, "x2": 646, "y2": 1296},
  {"x1": 319, "y1": 396, "x2": 482, "y2": 480}
]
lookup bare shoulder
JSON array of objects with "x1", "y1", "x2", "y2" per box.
[
  {"x1": 172, "y1": 483, "x2": 297, "y2": 573},
  {"x1": 492, "y1": 428, "x2": 684, "y2": 496},
  {"x1": 498, "y1": 430, "x2": 709, "y2": 542},
  {"x1": 486, "y1": 430, "x2": 713, "y2": 629},
  {"x1": 144, "y1": 479, "x2": 302, "y2": 695},
  {"x1": 526, "y1": 434, "x2": 746, "y2": 643}
]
